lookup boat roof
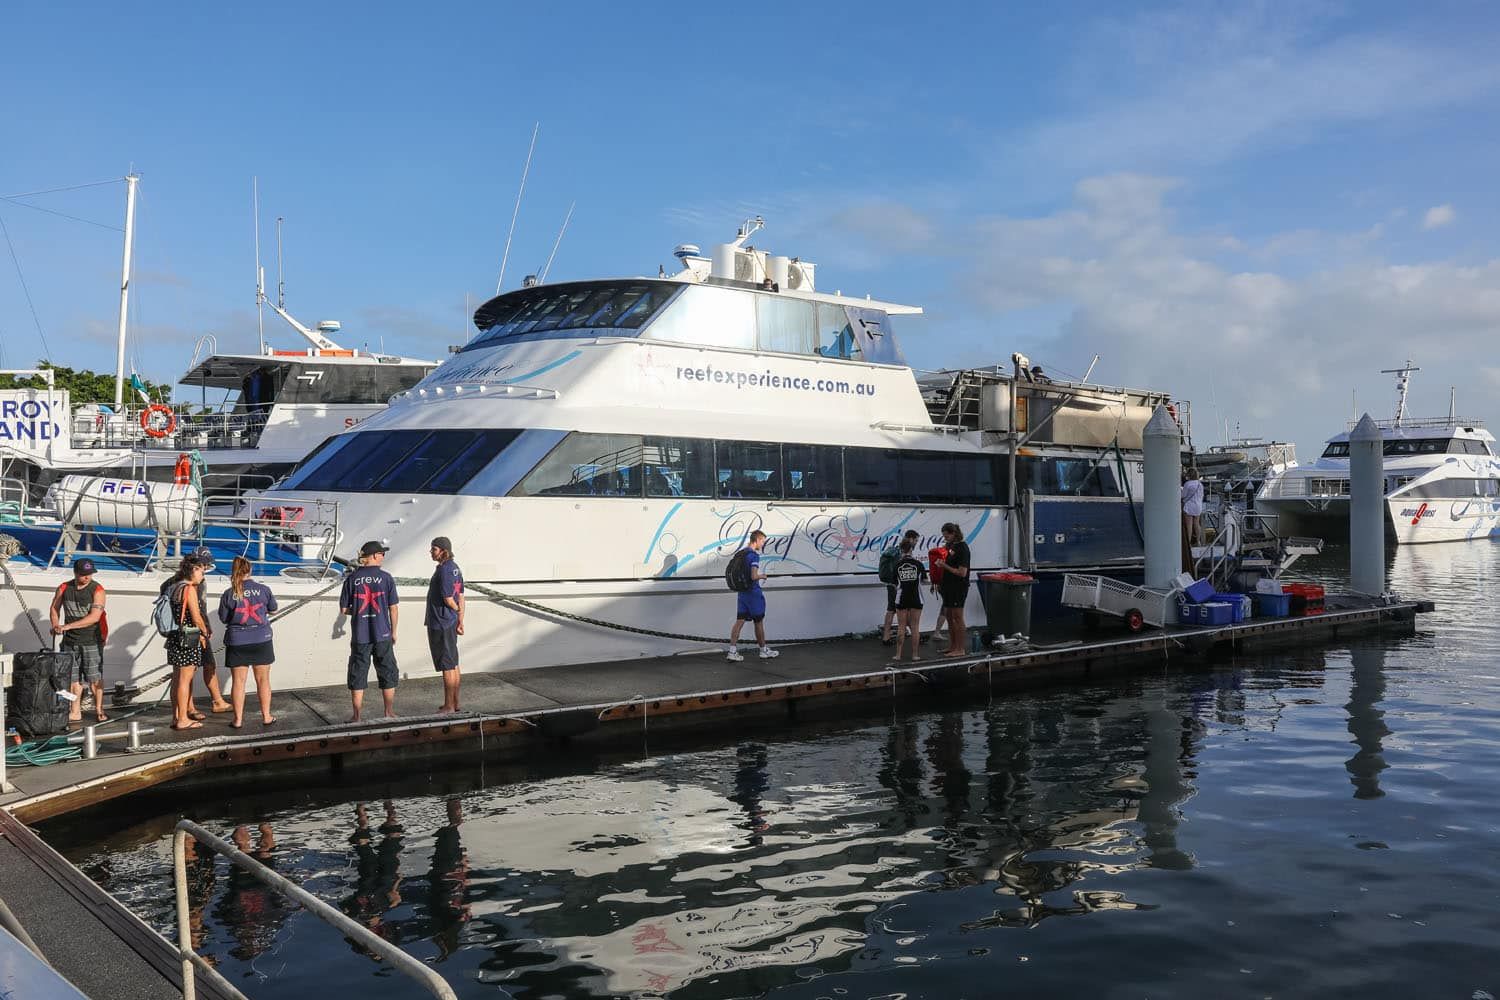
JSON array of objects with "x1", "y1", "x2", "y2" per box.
[
  {"x1": 179, "y1": 351, "x2": 437, "y2": 388},
  {"x1": 1325, "y1": 418, "x2": 1492, "y2": 443}
]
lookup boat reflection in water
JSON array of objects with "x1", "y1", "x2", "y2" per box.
[{"x1": 58, "y1": 675, "x2": 1273, "y2": 998}]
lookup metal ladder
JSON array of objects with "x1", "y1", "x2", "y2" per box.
[{"x1": 172, "y1": 820, "x2": 458, "y2": 1000}]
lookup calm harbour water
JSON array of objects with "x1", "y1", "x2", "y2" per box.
[{"x1": 50, "y1": 542, "x2": 1500, "y2": 999}]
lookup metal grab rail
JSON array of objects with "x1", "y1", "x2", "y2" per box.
[{"x1": 172, "y1": 820, "x2": 458, "y2": 1000}]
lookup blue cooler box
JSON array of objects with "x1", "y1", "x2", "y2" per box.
[
  {"x1": 1182, "y1": 579, "x2": 1214, "y2": 603},
  {"x1": 1210, "y1": 593, "x2": 1250, "y2": 622},
  {"x1": 1253, "y1": 592, "x2": 1291, "y2": 617},
  {"x1": 1199, "y1": 602, "x2": 1234, "y2": 626}
]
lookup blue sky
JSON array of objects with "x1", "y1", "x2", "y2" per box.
[{"x1": 3, "y1": 1, "x2": 1499, "y2": 453}]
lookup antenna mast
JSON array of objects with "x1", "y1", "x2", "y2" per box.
[
  {"x1": 275, "y1": 216, "x2": 286, "y2": 308},
  {"x1": 495, "y1": 122, "x2": 539, "y2": 293},
  {"x1": 1380, "y1": 359, "x2": 1419, "y2": 427},
  {"x1": 539, "y1": 200, "x2": 575, "y2": 283},
  {"x1": 253, "y1": 177, "x2": 265, "y2": 354},
  {"x1": 112, "y1": 173, "x2": 140, "y2": 411}
]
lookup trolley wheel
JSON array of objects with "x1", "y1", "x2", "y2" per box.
[{"x1": 1123, "y1": 608, "x2": 1146, "y2": 632}]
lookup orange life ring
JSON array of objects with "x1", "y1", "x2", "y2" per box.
[{"x1": 141, "y1": 404, "x2": 176, "y2": 438}]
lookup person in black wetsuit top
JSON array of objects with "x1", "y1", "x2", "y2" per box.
[{"x1": 933, "y1": 522, "x2": 971, "y2": 657}]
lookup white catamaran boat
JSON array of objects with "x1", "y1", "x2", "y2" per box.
[
  {"x1": 1257, "y1": 361, "x2": 1500, "y2": 544},
  {"x1": 0, "y1": 220, "x2": 1182, "y2": 692}
]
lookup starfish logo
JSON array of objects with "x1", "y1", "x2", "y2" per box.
[
  {"x1": 235, "y1": 601, "x2": 266, "y2": 625},
  {"x1": 355, "y1": 583, "x2": 386, "y2": 615}
]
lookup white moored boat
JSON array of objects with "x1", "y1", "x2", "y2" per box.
[
  {"x1": 0, "y1": 219, "x2": 1182, "y2": 693},
  {"x1": 1257, "y1": 361, "x2": 1500, "y2": 544}
]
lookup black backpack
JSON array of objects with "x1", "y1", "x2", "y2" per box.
[
  {"x1": 724, "y1": 548, "x2": 754, "y2": 592},
  {"x1": 878, "y1": 546, "x2": 900, "y2": 584}
]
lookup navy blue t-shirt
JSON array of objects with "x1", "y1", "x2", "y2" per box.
[
  {"x1": 217, "y1": 580, "x2": 278, "y2": 646},
  {"x1": 340, "y1": 566, "x2": 400, "y2": 644},
  {"x1": 425, "y1": 559, "x2": 464, "y2": 629}
]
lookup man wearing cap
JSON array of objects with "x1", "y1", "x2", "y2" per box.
[
  {"x1": 340, "y1": 540, "x2": 401, "y2": 721},
  {"x1": 49, "y1": 559, "x2": 109, "y2": 723},
  {"x1": 425, "y1": 537, "x2": 465, "y2": 713},
  {"x1": 158, "y1": 547, "x2": 232, "y2": 716}
]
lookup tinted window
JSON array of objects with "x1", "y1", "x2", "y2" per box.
[
  {"x1": 275, "y1": 363, "x2": 434, "y2": 404},
  {"x1": 1322, "y1": 442, "x2": 1350, "y2": 458},
  {"x1": 281, "y1": 429, "x2": 518, "y2": 494},
  {"x1": 898, "y1": 451, "x2": 955, "y2": 503},
  {"x1": 466, "y1": 282, "x2": 678, "y2": 351},
  {"x1": 1384, "y1": 438, "x2": 1448, "y2": 455},
  {"x1": 783, "y1": 445, "x2": 842, "y2": 500},
  {"x1": 717, "y1": 441, "x2": 782, "y2": 499},
  {"x1": 953, "y1": 454, "x2": 1001, "y2": 504},
  {"x1": 1020, "y1": 457, "x2": 1120, "y2": 497},
  {"x1": 277, "y1": 434, "x2": 340, "y2": 486},
  {"x1": 372, "y1": 430, "x2": 519, "y2": 493},
  {"x1": 513, "y1": 433, "x2": 642, "y2": 497},
  {"x1": 844, "y1": 448, "x2": 901, "y2": 501},
  {"x1": 757, "y1": 297, "x2": 817, "y2": 354},
  {"x1": 644, "y1": 437, "x2": 715, "y2": 497},
  {"x1": 816, "y1": 304, "x2": 858, "y2": 359}
]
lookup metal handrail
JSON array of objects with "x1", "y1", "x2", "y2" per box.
[{"x1": 172, "y1": 820, "x2": 457, "y2": 1000}]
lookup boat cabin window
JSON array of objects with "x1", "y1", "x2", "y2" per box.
[
  {"x1": 465, "y1": 282, "x2": 678, "y2": 352},
  {"x1": 1454, "y1": 438, "x2": 1491, "y2": 455},
  {"x1": 643, "y1": 437, "x2": 715, "y2": 498},
  {"x1": 783, "y1": 444, "x2": 843, "y2": 500},
  {"x1": 717, "y1": 441, "x2": 783, "y2": 499},
  {"x1": 509, "y1": 433, "x2": 1008, "y2": 504},
  {"x1": 1383, "y1": 438, "x2": 1454, "y2": 456},
  {"x1": 1018, "y1": 457, "x2": 1121, "y2": 497},
  {"x1": 271, "y1": 363, "x2": 434, "y2": 404},
  {"x1": 1321, "y1": 442, "x2": 1350, "y2": 458},
  {"x1": 278, "y1": 429, "x2": 519, "y2": 493},
  {"x1": 1403, "y1": 477, "x2": 1500, "y2": 499},
  {"x1": 513, "y1": 432, "x2": 644, "y2": 497}
]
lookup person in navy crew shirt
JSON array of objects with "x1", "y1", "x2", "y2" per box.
[
  {"x1": 424, "y1": 536, "x2": 465, "y2": 714},
  {"x1": 217, "y1": 556, "x2": 279, "y2": 728},
  {"x1": 340, "y1": 540, "x2": 401, "y2": 722}
]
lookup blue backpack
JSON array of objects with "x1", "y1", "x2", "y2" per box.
[{"x1": 151, "y1": 582, "x2": 184, "y2": 637}]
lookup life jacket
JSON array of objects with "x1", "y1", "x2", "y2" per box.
[{"x1": 928, "y1": 546, "x2": 949, "y2": 586}]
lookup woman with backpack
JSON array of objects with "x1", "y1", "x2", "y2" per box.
[
  {"x1": 167, "y1": 558, "x2": 211, "y2": 730},
  {"x1": 218, "y1": 556, "x2": 278, "y2": 728}
]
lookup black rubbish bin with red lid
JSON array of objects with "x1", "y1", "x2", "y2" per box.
[{"x1": 978, "y1": 571, "x2": 1035, "y2": 640}]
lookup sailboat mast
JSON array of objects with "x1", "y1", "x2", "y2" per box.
[
  {"x1": 113, "y1": 173, "x2": 140, "y2": 411},
  {"x1": 254, "y1": 177, "x2": 266, "y2": 354}
]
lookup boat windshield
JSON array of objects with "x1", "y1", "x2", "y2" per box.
[
  {"x1": 1323, "y1": 438, "x2": 1489, "y2": 458},
  {"x1": 464, "y1": 281, "x2": 679, "y2": 352}
]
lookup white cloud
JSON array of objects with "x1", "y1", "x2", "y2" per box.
[
  {"x1": 831, "y1": 176, "x2": 1500, "y2": 453},
  {"x1": 1422, "y1": 204, "x2": 1457, "y2": 230},
  {"x1": 1020, "y1": 10, "x2": 1500, "y2": 170}
]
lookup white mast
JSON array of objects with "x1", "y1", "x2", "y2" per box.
[
  {"x1": 495, "y1": 122, "x2": 539, "y2": 293},
  {"x1": 1449, "y1": 386, "x2": 1456, "y2": 423},
  {"x1": 1380, "y1": 359, "x2": 1419, "y2": 427},
  {"x1": 539, "y1": 200, "x2": 575, "y2": 283},
  {"x1": 113, "y1": 172, "x2": 140, "y2": 410},
  {"x1": 253, "y1": 177, "x2": 266, "y2": 354}
]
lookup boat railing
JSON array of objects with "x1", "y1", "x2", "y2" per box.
[
  {"x1": 0, "y1": 475, "x2": 43, "y2": 526},
  {"x1": 69, "y1": 408, "x2": 269, "y2": 452},
  {"x1": 1344, "y1": 415, "x2": 1486, "y2": 431},
  {"x1": 1258, "y1": 475, "x2": 1348, "y2": 500},
  {"x1": 172, "y1": 820, "x2": 457, "y2": 1000},
  {"x1": 42, "y1": 490, "x2": 342, "y2": 576}
]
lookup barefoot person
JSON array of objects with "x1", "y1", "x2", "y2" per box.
[
  {"x1": 49, "y1": 558, "x2": 109, "y2": 724},
  {"x1": 933, "y1": 522, "x2": 971, "y2": 657},
  {"x1": 726, "y1": 531, "x2": 778, "y2": 662},
  {"x1": 425, "y1": 537, "x2": 465, "y2": 714},
  {"x1": 341, "y1": 540, "x2": 400, "y2": 722},
  {"x1": 218, "y1": 556, "x2": 278, "y2": 728},
  {"x1": 889, "y1": 538, "x2": 927, "y2": 664},
  {"x1": 167, "y1": 559, "x2": 211, "y2": 730}
]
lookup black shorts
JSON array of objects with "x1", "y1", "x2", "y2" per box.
[
  {"x1": 941, "y1": 581, "x2": 970, "y2": 610},
  {"x1": 885, "y1": 584, "x2": 898, "y2": 612},
  {"x1": 427, "y1": 627, "x2": 459, "y2": 671},
  {"x1": 348, "y1": 640, "x2": 399, "y2": 690},
  {"x1": 225, "y1": 640, "x2": 275, "y2": 668},
  {"x1": 896, "y1": 596, "x2": 923, "y2": 612}
]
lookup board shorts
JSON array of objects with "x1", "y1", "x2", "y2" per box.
[
  {"x1": 348, "y1": 640, "x2": 399, "y2": 690},
  {"x1": 427, "y1": 627, "x2": 459, "y2": 671},
  {"x1": 940, "y1": 580, "x2": 970, "y2": 610},
  {"x1": 225, "y1": 640, "x2": 275, "y2": 668},
  {"x1": 63, "y1": 641, "x2": 104, "y2": 684},
  {"x1": 736, "y1": 589, "x2": 766, "y2": 623}
]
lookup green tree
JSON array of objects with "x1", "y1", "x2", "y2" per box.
[{"x1": 0, "y1": 361, "x2": 170, "y2": 405}]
